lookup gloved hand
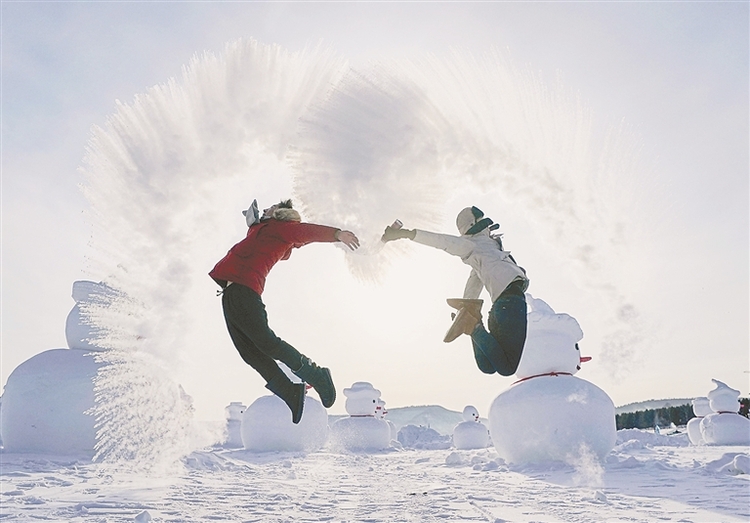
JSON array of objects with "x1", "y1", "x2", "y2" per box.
[{"x1": 381, "y1": 225, "x2": 415, "y2": 242}]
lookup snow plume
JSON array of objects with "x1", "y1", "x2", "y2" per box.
[
  {"x1": 290, "y1": 65, "x2": 460, "y2": 279},
  {"x1": 80, "y1": 39, "x2": 346, "y2": 468},
  {"x1": 569, "y1": 443, "x2": 605, "y2": 488},
  {"x1": 293, "y1": 48, "x2": 649, "y2": 375},
  {"x1": 79, "y1": 39, "x2": 650, "y2": 465}
]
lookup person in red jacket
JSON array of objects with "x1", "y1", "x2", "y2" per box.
[{"x1": 210, "y1": 199, "x2": 359, "y2": 424}]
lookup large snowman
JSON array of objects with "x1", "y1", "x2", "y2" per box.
[
  {"x1": 0, "y1": 281, "x2": 110, "y2": 455},
  {"x1": 452, "y1": 405, "x2": 491, "y2": 450},
  {"x1": 699, "y1": 379, "x2": 750, "y2": 446},
  {"x1": 241, "y1": 366, "x2": 329, "y2": 452},
  {"x1": 488, "y1": 295, "x2": 616, "y2": 464},
  {"x1": 330, "y1": 382, "x2": 390, "y2": 451}
]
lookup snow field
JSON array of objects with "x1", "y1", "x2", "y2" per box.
[{"x1": 1, "y1": 442, "x2": 748, "y2": 522}]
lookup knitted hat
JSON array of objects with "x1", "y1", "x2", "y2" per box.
[{"x1": 456, "y1": 206, "x2": 498, "y2": 235}]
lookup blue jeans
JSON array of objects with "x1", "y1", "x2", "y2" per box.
[
  {"x1": 221, "y1": 283, "x2": 303, "y2": 387},
  {"x1": 470, "y1": 281, "x2": 527, "y2": 376}
]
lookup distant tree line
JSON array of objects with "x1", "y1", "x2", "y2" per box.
[{"x1": 616, "y1": 398, "x2": 749, "y2": 430}]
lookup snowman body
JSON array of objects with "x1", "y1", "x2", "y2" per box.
[
  {"x1": 241, "y1": 395, "x2": 328, "y2": 452},
  {"x1": 488, "y1": 296, "x2": 616, "y2": 464},
  {"x1": 687, "y1": 397, "x2": 710, "y2": 445},
  {"x1": 699, "y1": 380, "x2": 750, "y2": 446},
  {"x1": 330, "y1": 382, "x2": 390, "y2": 451},
  {"x1": 453, "y1": 406, "x2": 490, "y2": 450}
]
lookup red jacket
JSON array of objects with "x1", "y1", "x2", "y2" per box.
[{"x1": 210, "y1": 216, "x2": 339, "y2": 296}]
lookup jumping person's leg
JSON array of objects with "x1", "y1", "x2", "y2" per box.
[
  {"x1": 223, "y1": 284, "x2": 336, "y2": 408},
  {"x1": 222, "y1": 301, "x2": 305, "y2": 423},
  {"x1": 470, "y1": 282, "x2": 527, "y2": 376},
  {"x1": 222, "y1": 284, "x2": 303, "y2": 366}
]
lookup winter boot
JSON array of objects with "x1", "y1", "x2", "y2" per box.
[
  {"x1": 292, "y1": 356, "x2": 336, "y2": 408},
  {"x1": 265, "y1": 378, "x2": 306, "y2": 424},
  {"x1": 443, "y1": 298, "x2": 483, "y2": 343},
  {"x1": 446, "y1": 298, "x2": 483, "y2": 314}
]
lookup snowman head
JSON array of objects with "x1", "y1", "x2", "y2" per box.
[
  {"x1": 66, "y1": 280, "x2": 119, "y2": 351},
  {"x1": 707, "y1": 379, "x2": 740, "y2": 413},
  {"x1": 375, "y1": 399, "x2": 388, "y2": 420},
  {"x1": 225, "y1": 402, "x2": 246, "y2": 421},
  {"x1": 691, "y1": 397, "x2": 711, "y2": 417},
  {"x1": 343, "y1": 382, "x2": 381, "y2": 416},
  {"x1": 515, "y1": 295, "x2": 589, "y2": 379},
  {"x1": 462, "y1": 405, "x2": 480, "y2": 422}
]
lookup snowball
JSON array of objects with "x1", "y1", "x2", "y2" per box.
[
  {"x1": 241, "y1": 394, "x2": 328, "y2": 452},
  {"x1": 330, "y1": 416, "x2": 390, "y2": 451},
  {"x1": 700, "y1": 412, "x2": 750, "y2": 446},
  {"x1": 0, "y1": 348, "x2": 102, "y2": 456},
  {"x1": 489, "y1": 375, "x2": 616, "y2": 464},
  {"x1": 453, "y1": 421, "x2": 491, "y2": 450}
]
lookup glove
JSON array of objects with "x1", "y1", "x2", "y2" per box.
[
  {"x1": 242, "y1": 199, "x2": 260, "y2": 227},
  {"x1": 381, "y1": 226, "x2": 415, "y2": 243}
]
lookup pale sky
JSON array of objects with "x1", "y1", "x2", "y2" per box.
[{"x1": 2, "y1": 2, "x2": 748, "y2": 420}]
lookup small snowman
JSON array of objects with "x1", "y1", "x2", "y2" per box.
[
  {"x1": 223, "y1": 402, "x2": 246, "y2": 448},
  {"x1": 699, "y1": 379, "x2": 750, "y2": 446},
  {"x1": 488, "y1": 295, "x2": 616, "y2": 465},
  {"x1": 687, "y1": 397, "x2": 711, "y2": 445},
  {"x1": 376, "y1": 398, "x2": 398, "y2": 442},
  {"x1": 241, "y1": 364, "x2": 328, "y2": 452},
  {"x1": 452, "y1": 405, "x2": 490, "y2": 450},
  {"x1": 330, "y1": 382, "x2": 390, "y2": 451}
]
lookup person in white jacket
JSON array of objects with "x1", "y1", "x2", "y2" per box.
[{"x1": 382, "y1": 206, "x2": 528, "y2": 376}]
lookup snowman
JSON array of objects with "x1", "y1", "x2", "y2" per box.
[
  {"x1": 699, "y1": 379, "x2": 750, "y2": 446},
  {"x1": 452, "y1": 405, "x2": 491, "y2": 450},
  {"x1": 488, "y1": 295, "x2": 616, "y2": 464},
  {"x1": 687, "y1": 397, "x2": 711, "y2": 445},
  {"x1": 223, "y1": 402, "x2": 246, "y2": 448},
  {"x1": 330, "y1": 382, "x2": 390, "y2": 451},
  {"x1": 241, "y1": 365, "x2": 328, "y2": 452},
  {"x1": 376, "y1": 398, "x2": 398, "y2": 442},
  {"x1": 1, "y1": 281, "x2": 110, "y2": 455}
]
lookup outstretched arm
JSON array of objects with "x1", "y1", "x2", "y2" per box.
[
  {"x1": 382, "y1": 224, "x2": 472, "y2": 258},
  {"x1": 382, "y1": 225, "x2": 416, "y2": 242},
  {"x1": 335, "y1": 230, "x2": 360, "y2": 250}
]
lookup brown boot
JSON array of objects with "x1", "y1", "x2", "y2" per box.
[
  {"x1": 446, "y1": 298, "x2": 483, "y2": 315},
  {"x1": 443, "y1": 301, "x2": 483, "y2": 343}
]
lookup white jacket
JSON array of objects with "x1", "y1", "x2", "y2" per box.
[{"x1": 412, "y1": 229, "x2": 528, "y2": 302}]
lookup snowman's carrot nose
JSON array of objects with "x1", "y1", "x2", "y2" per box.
[{"x1": 580, "y1": 356, "x2": 592, "y2": 363}]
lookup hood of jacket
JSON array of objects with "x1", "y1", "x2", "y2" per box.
[{"x1": 272, "y1": 208, "x2": 301, "y2": 222}]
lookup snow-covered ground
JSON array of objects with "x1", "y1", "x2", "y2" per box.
[{"x1": 1, "y1": 434, "x2": 748, "y2": 522}]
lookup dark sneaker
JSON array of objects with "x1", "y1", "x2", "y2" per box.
[
  {"x1": 265, "y1": 380, "x2": 306, "y2": 424},
  {"x1": 293, "y1": 357, "x2": 336, "y2": 408}
]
